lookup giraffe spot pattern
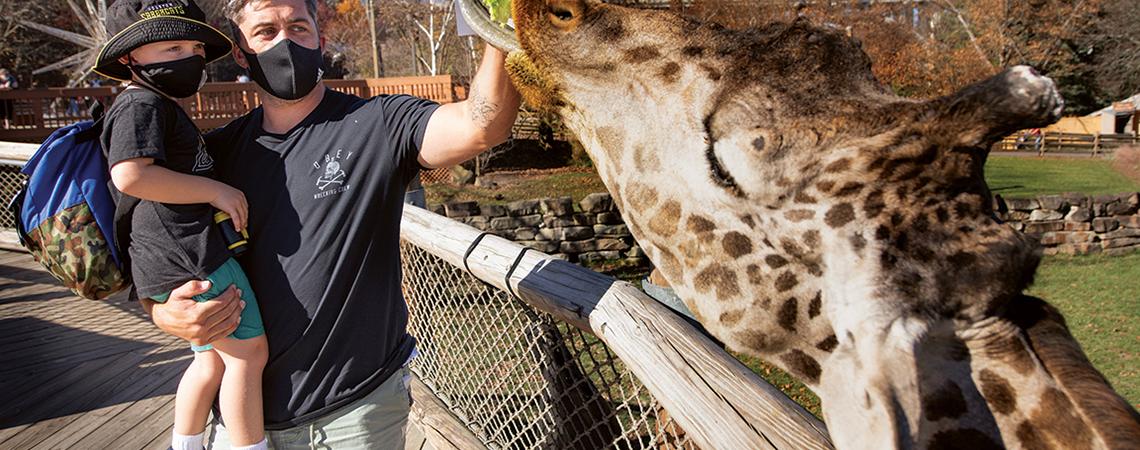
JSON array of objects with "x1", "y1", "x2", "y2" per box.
[
  {"x1": 825, "y1": 203, "x2": 856, "y2": 228},
  {"x1": 802, "y1": 230, "x2": 821, "y2": 248},
  {"x1": 624, "y1": 46, "x2": 661, "y2": 64},
  {"x1": 1031, "y1": 387, "x2": 1095, "y2": 448},
  {"x1": 687, "y1": 215, "x2": 716, "y2": 234},
  {"x1": 987, "y1": 335, "x2": 1036, "y2": 375},
  {"x1": 682, "y1": 46, "x2": 705, "y2": 56},
  {"x1": 722, "y1": 232, "x2": 753, "y2": 258},
  {"x1": 816, "y1": 334, "x2": 838, "y2": 352},
  {"x1": 693, "y1": 264, "x2": 741, "y2": 300},
  {"x1": 794, "y1": 191, "x2": 817, "y2": 204},
  {"x1": 719, "y1": 309, "x2": 744, "y2": 326},
  {"x1": 835, "y1": 182, "x2": 864, "y2": 197},
  {"x1": 739, "y1": 214, "x2": 756, "y2": 228},
  {"x1": 648, "y1": 200, "x2": 682, "y2": 237},
  {"x1": 780, "y1": 238, "x2": 807, "y2": 259},
  {"x1": 775, "y1": 271, "x2": 798, "y2": 292},
  {"x1": 702, "y1": 65, "x2": 722, "y2": 81},
  {"x1": 850, "y1": 233, "x2": 867, "y2": 252},
  {"x1": 779, "y1": 349, "x2": 821, "y2": 384},
  {"x1": 824, "y1": 158, "x2": 851, "y2": 173},
  {"x1": 978, "y1": 369, "x2": 1017, "y2": 415},
  {"x1": 599, "y1": 22, "x2": 626, "y2": 40},
  {"x1": 765, "y1": 254, "x2": 789, "y2": 269},
  {"x1": 922, "y1": 381, "x2": 969, "y2": 421},
  {"x1": 1015, "y1": 422, "x2": 1048, "y2": 450},
  {"x1": 634, "y1": 144, "x2": 661, "y2": 172},
  {"x1": 746, "y1": 264, "x2": 765, "y2": 285},
  {"x1": 784, "y1": 209, "x2": 815, "y2": 222},
  {"x1": 658, "y1": 62, "x2": 681, "y2": 83},
  {"x1": 752, "y1": 137, "x2": 766, "y2": 152},
  {"x1": 807, "y1": 291, "x2": 822, "y2": 318},
  {"x1": 627, "y1": 183, "x2": 658, "y2": 209},
  {"x1": 927, "y1": 429, "x2": 1003, "y2": 450},
  {"x1": 863, "y1": 189, "x2": 886, "y2": 218},
  {"x1": 735, "y1": 329, "x2": 775, "y2": 353},
  {"x1": 777, "y1": 297, "x2": 798, "y2": 332}
]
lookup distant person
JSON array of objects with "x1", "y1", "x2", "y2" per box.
[{"x1": 0, "y1": 68, "x2": 17, "y2": 127}]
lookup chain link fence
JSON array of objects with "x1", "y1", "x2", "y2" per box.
[
  {"x1": 1, "y1": 163, "x2": 25, "y2": 230},
  {"x1": 400, "y1": 241, "x2": 696, "y2": 449}
]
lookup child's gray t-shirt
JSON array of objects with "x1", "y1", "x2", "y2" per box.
[{"x1": 100, "y1": 87, "x2": 230, "y2": 298}]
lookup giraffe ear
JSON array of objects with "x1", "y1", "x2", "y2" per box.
[{"x1": 925, "y1": 66, "x2": 1063, "y2": 150}]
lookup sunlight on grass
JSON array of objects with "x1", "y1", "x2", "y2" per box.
[
  {"x1": 985, "y1": 156, "x2": 1140, "y2": 197},
  {"x1": 1027, "y1": 251, "x2": 1140, "y2": 410}
]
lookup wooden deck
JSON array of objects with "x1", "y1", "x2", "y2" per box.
[{"x1": 0, "y1": 249, "x2": 185, "y2": 450}]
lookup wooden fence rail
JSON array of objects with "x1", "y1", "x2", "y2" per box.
[
  {"x1": 0, "y1": 76, "x2": 455, "y2": 142},
  {"x1": 996, "y1": 131, "x2": 1139, "y2": 155},
  {"x1": 399, "y1": 206, "x2": 834, "y2": 450}
]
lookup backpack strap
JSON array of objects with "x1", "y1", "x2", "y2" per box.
[
  {"x1": 75, "y1": 101, "x2": 105, "y2": 142},
  {"x1": 6, "y1": 184, "x2": 30, "y2": 246}
]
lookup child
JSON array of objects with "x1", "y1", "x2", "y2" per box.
[{"x1": 92, "y1": 1, "x2": 267, "y2": 449}]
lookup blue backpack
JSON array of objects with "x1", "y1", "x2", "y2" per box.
[{"x1": 8, "y1": 109, "x2": 131, "y2": 300}]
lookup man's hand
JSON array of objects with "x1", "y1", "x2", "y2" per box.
[{"x1": 144, "y1": 280, "x2": 244, "y2": 348}]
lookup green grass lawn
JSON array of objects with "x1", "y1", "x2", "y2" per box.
[
  {"x1": 1026, "y1": 251, "x2": 1140, "y2": 410},
  {"x1": 727, "y1": 251, "x2": 1140, "y2": 418},
  {"x1": 985, "y1": 156, "x2": 1140, "y2": 197}
]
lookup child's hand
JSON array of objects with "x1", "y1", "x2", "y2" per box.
[{"x1": 210, "y1": 184, "x2": 248, "y2": 232}]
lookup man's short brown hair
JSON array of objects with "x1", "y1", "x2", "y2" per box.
[{"x1": 224, "y1": 0, "x2": 319, "y2": 35}]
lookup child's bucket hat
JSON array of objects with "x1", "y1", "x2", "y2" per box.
[{"x1": 93, "y1": 0, "x2": 233, "y2": 81}]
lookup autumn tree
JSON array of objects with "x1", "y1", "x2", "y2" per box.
[{"x1": 0, "y1": 2, "x2": 88, "y2": 87}]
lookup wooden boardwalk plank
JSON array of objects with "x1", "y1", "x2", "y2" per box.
[
  {"x1": 0, "y1": 250, "x2": 187, "y2": 450},
  {"x1": 32, "y1": 344, "x2": 188, "y2": 450}
]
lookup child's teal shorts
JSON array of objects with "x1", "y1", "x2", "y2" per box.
[{"x1": 152, "y1": 258, "x2": 264, "y2": 352}]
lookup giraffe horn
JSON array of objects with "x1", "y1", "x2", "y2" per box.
[{"x1": 457, "y1": 0, "x2": 521, "y2": 53}]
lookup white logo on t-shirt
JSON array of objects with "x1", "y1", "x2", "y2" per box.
[{"x1": 313, "y1": 148, "x2": 353, "y2": 199}]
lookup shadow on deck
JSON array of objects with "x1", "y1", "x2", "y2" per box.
[{"x1": 0, "y1": 249, "x2": 187, "y2": 450}]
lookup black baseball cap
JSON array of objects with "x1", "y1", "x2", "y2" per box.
[{"x1": 93, "y1": 0, "x2": 233, "y2": 81}]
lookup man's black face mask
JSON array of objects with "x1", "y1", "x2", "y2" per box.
[{"x1": 242, "y1": 39, "x2": 324, "y2": 101}]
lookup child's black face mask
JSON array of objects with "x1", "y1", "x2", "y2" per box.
[{"x1": 130, "y1": 55, "x2": 207, "y2": 99}]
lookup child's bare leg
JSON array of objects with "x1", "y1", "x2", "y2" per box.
[
  {"x1": 211, "y1": 335, "x2": 269, "y2": 447},
  {"x1": 174, "y1": 350, "x2": 224, "y2": 436}
]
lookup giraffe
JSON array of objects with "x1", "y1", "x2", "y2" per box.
[{"x1": 460, "y1": 0, "x2": 1140, "y2": 448}]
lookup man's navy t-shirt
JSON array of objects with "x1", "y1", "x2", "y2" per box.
[{"x1": 205, "y1": 88, "x2": 439, "y2": 429}]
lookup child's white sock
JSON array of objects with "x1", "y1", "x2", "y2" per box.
[
  {"x1": 170, "y1": 431, "x2": 204, "y2": 450},
  {"x1": 232, "y1": 437, "x2": 268, "y2": 450}
]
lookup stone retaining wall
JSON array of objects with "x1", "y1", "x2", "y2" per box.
[
  {"x1": 431, "y1": 193, "x2": 646, "y2": 265},
  {"x1": 433, "y1": 191, "x2": 1140, "y2": 262},
  {"x1": 997, "y1": 192, "x2": 1140, "y2": 256}
]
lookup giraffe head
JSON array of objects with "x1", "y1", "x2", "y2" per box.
[{"x1": 465, "y1": 0, "x2": 1140, "y2": 447}]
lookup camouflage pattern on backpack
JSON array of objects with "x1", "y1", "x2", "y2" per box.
[{"x1": 25, "y1": 201, "x2": 128, "y2": 300}]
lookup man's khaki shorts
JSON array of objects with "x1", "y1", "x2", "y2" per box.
[{"x1": 207, "y1": 366, "x2": 423, "y2": 449}]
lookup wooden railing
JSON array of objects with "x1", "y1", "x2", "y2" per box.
[
  {"x1": 0, "y1": 75, "x2": 455, "y2": 142},
  {"x1": 995, "y1": 131, "x2": 1139, "y2": 155}
]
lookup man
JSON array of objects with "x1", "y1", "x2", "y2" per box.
[{"x1": 142, "y1": 0, "x2": 520, "y2": 447}]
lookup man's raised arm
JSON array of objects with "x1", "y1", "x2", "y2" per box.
[{"x1": 418, "y1": 44, "x2": 521, "y2": 169}]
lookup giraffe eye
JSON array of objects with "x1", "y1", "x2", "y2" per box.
[{"x1": 703, "y1": 116, "x2": 745, "y2": 198}]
